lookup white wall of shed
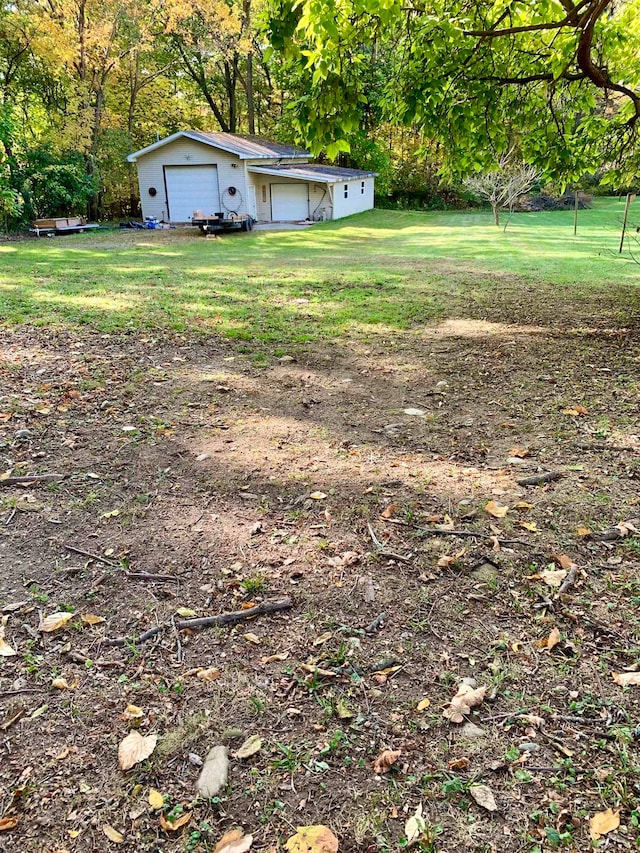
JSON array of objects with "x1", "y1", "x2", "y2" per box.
[
  {"x1": 249, "y1": 174, "x2": 333, "y2": 221},
  {"x1": 331, "y1": 177, "x2": 375, "y2": 219},
  {"x1": 135, "y1": 138, "x2": 249, "y2": 221}
]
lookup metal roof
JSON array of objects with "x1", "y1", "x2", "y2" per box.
[
  {"x1": 247, "y1": 164, "x2": 378, "y2": 182},
  {"x1": 127, "y1": 131, "x2": 310, "y2": 162}
]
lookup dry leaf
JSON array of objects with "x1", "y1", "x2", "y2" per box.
[
  {"x1": 509, "y1": 446, "x2": 529, "y2": 458},
  {"x1": 102, "y1": 824, "x2": 124, "y2": 843},
  {"x1": 527, "y1": 568, "x2": 566, "y2": 588},
  {"x1": 313, "y1": 631, "x2": 333, "y2": 646},
  {"x1": 577, "y1": 526, "x2": 591, "y2": 537},
  {"x1": 517, "y1": 521, "x2": 538, "y2": 532},
  {"x1": 0, "y1": 817, "x2": 19, "y2": 832},
  {"x1": 514, "y1": 501, "x2": 532, "y2": 510},
  {"x1": 122, "y1": 704, "x2": 143, "y2": 720},
  {"x1": 416, "y1": 698, "x2": 431, "y2": 711},
  {"x1": 404, "y1": 803, "x2": 426, "y2": 846},
  {"x1": 485, "y1": 500, "x2": 508, "y2": 518},
  {"x1": 469, "y1": 784, "x2": 498, "y2": 812},
  {"x1": 380, "y1": 504, "x2": 397, "y2": 519},
  {"x1": 81, "y1": 613, "x2": 105, "y2": 626},
  {"x1": 556, "y1": 554, "x2": 577, "y2": 571},
  {"x1": 118, "y1": 730, "x2": 157, "y2": 771},
  {"x1": 335, "y1": 699, "x2": 353, "y2": 719},
  {"x1": 149, "y1": 789, "x2": 164, "y2": 810},
  {"x1": 39, "y1": 612, "x2": 74, "y2": 632},
  {"x1": 589, "y1": 808, "x2": 620, "y2": 840},
  {"x1": 309, "y1": 492, "x2": 327, "y2": 501},
  {"x1": 562, "y1": 405, "x2": 588, "y2": 416},
  {"x1": 612, "y1": 671, "x2": 640, "y2": 687},
  {"x1": 215, "y1": 829, "x2": 254, "y2": 853},
  {"x1": 243, "y1": 632, "x2": 261, "y2": 645},
  {"x1": 373, "y1": 749, "x2": 400, "y2": 774},
  {"x1": 159, "y1": 811, "x2": 192, "y2": 831},
  {"x1": 261, "y1": 652, "x2": 289, "y2": 664},
  {"x1": 51, "y1": 677, "x2": 71, "y2": 690},
  {"x1": 448, "y1": 757, "x2": 469, "y2": 770},
  {"x1": 437, "y1": 548, "x2": 465, "y2": 569},
  {"x1": 235, "y1": 734, "x2": 262, "y2": 759},
  {"x1": 0, "y1": 637, "x2": 17, "y2": 657},
  {"x1": 285, "y1": 825, "x2": 339, "y2": 853},
  {"x1": 537, "y1": 627, "x2": 561, "y2": 652},
  {"x1": 197, "y1": 667, "x2": 222, "y2": 682},
  {"x1": 443, "y1": 684, "x2": 487, "y2": 723}
]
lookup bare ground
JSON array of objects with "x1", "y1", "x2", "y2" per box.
[{"x1": 1, "y1": 297, "x2": 640, "y2": 853}]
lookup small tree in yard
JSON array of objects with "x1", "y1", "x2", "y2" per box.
[{"x1": 464, "y1": 159, "x2": 541, "y2": 227}]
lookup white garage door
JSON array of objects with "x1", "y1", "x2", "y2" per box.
[
  {"x1": 271, "y1": 183, "x2": 309, "y2": 221},
  {"x1": 165, "y1": 165, "x2": 220, "y2": 222}
]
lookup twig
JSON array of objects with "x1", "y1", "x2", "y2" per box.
[
  {"x1": 367, "y1": 522, "x2": 414, "y2": 563},
  {"x1": 413, "y1": 526, "x2": 533, "y2": 547},
  {"x1": 64, "y1": 544, "x2": 119, "y2": 567},
  {"x1": 4, "y1": 507, "x2": 16, "y2": 526},
  {"x1": 0, "y1": 689, "x2": 45, "y2": 700},
  {"x1": 557, "y1": 566, "x2": 577, "y2": 594},
  {"x1": 125, "y1": 571, "x2": 179, "y2": 583},
  {"x1": 176, "y1": 598, "x2": 293, "y2": 630},
  {"x1": 574, "y1": 442, "x2": 638, "y2": 452},
  {"x1": 0, "y1": 473, "x2": 66, "y2": 486},
  {"x1": 101, "y1": 598, "x2": 294, "y2": 647},
  {"x1": 171, "y1": 616, "x2": 183, "y2": 663},
  {"x1": 364, "y1": 612, "x2": 388, "y2": 634},
  {"x1": 517, "y1": 472, "x2": 562, "y2": 486}
]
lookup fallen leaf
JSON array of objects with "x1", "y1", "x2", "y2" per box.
[
  {"x1": 39, "y1": 612, "x2": 74, "y2": 633},
  {"x1": 81, "y1": 613, "x2": 105, "y2": 626},
  {"x1": 102, "y1": 824, "x2": 124, "y2": 843},
  {"x1": 51, "y1": 677, "x2": 71, "y2": 690},
  {"x1": 335, "y1": 699, "x2": 354, "y2": 720},
  {"x1": 122, "y1": 704, "x2": 144, "y2": 720},
  {"x1": 235, "y1": 734, "x2": 262, "y2": 759},
  {"x1": 197, "y1": 667, "x2": 222, "y2": 682},
  {"x1": 373, "y1": 749, "x2": 400, "y2": 774},
  {"x1": 520, "y1": 714, "x2": 545, "y2": 728},
  {"x1": 589, "y1": 808, "x2": 620, "y2": 840},
  {"x1": 517, "y1": 521, "x2": 538, "y2": 532},
  {"x1": 612, "y1": 671, "x2": 640, "y2": 687},
  {"x1": 514, "y1": 501, "x2": 532, "y2": 510},
  {"x1": 214, "y1": 829, "x2": 254, "y2": 853},
  {"x1": 485, "y1": 500, "x2": 508, "y2": 519},
  {"x1": 556, "y1": 554, "x2": 577, "y2": 571},
  {"x1": 380, "y1": 504, "x2": 397, "y2": 519},
  {"x1": 313, "y1": 631, "x2": 333, "y2": 646},
  {"x1": 309, "y1": 492, "x2": 327, "y2": 501},
  {"x1": 243, "y1": 632, "x2": 261, "y2": 645},
  {"x1": 448, "y1": 757, "x2": 469, "y2": 770},
  {"x1": 118, "y1": 730, "x2": 157, "y2": 771},
  {"x1": 261, "y1": 652, "x2": 289, "y2": 664},
  {"x1": 404, "y1": 803, "x2": 426, "y2": 846},
  {"x1": 176, "y1": 607, "x2": 196, "y2": 618},
  {"x1": 159, "y1": 811, "x2": 192, "y2": 831},
  {"x1": 527, "y1": 568, "x2": 566, "y2": 588},
  {"x1": 509, "y1": 446, "x2": 529, "y2": 458},
  {"x1": 437, "y1": 548, "x2": 465, "y2": 569},
  {"x1": 196, "y1": 745, "x2": 229, "y2": 797},
  {"x1": 416, "y1": 698, "x2": 431, "y2": 711},
  {"x1": 562, "y1": 405, "x2": 588, "y2": 416},
  {"x1": 148, "y1": 789, "x2": 164, "y2": 810},
  {"x1": 443, "y1": 684, "x2": 487, "y2": 724},
  {"x1": 285, "y1": 825, "x2": 339, "y2": 853},
  {"x1": 469, "y1": 784, "x2": 498, "y2": 812},
  {"x1": 101, "y1": 509, "x2": 120, "y2": 518},
  {"x1": 577, "y1": 526, "x2": 591, "y2": 537},
  {"x1": 0, "y1": 637, "x2": 17, "y2": 657},
  {"x1": 537, "y1": 627, "x2": 561, "y2": 652},
  {"x1": 0, "y1": 817, "x2": 19, "y2": 831}
]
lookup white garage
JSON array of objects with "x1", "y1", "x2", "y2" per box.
[
  {"x1": 270, "y1": 183, "x2": 309, "y2": 222},
  {"x1": 127, "y1": 131, "x2": 377, "y2": 224},
  {"x1": 164, "y1": 164, "x2": 220, "y2": 222}
]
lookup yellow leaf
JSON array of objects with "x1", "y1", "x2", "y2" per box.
[
  {"x1": 404, "y1": 803, "x2": 426, "y2": 845},
  {"x1": 589, "y1": 808, "x2": 620, "y2": 840},
  {"x1": 159, "y1": 810, "x2": 192, "y2": 831},
  {"x1": 102, "y1": 824, "x2": 124, "y2": 843},
  {"x1": 577, "y1": 526, "x2": 591, "y2": 537},
  {"x1": 285, "y1": 825, "x2": 339, "y2": 853},
  {"x1": 517, "y1": 521, "x2": 538, "y2": 532},
  {"x1": 176, "y1": 607, "x2": 196, "y2": 617},
  {"x1": 118, "y1": 730, "x2": 157, "y2": 771},
  {"x1": 214, "y1": 829, "x2": 254, "y2": 853},
  {"x1": 196, "y1": 667, "x2": 221, "y2": 682},
  {"x1": 235, "y1": 734, "x2": 262, "y2": 759},
  {"x1": 416, "y1": 698, "x2": 431, "y2": 711},
  {"x1": 123, "y1": 704, "x2": 144, "y2": 720},
  {"x1": 102, "y1": 509, "x2": 120, "y2": 518},
  {"x1": 243, "y1": 632, "x2": 261, "y2": 645},
  {"x1": 51, "y1": 677, "x2": 71, "y2": 690},
  {"x1": 485, "y1": 500, "x2": 508, "y2": 518},
  {"x1": 148, "y1": 789, "x2": 164, "y2": 810},
  {"x1": 81, "y1": 613, "x2": 105, "y2": 626},
  {"x1": 514, "y1": 501, "x2": 532, "y2": 510},
  {"x1": 39, "y1": 612, "x2": 74, "y2": 633},
  {"x1": 612, "y1": 671, "x2": 640, "y2": 687},
  {"x1": 309, "y1": 492, "x2": 327, "y2": 500},
  {"x1": 335, "y1": 699, "x2": 353, "y2": 719}
]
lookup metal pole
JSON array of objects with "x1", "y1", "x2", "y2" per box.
[{"x1": 619, "y1": 193, "x2": 635, "y2": 253}]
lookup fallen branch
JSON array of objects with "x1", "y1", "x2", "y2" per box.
[
  {"x1": 591, "y1": 518, "x2": 639, "y2": 541},
  {"x1": 101, "y1": 598, "x2": 293, "y2": 647},
  {"x1": 125, "y1": 571, "x2": 179, "y2": 583},
  {"x1": 367, "y1": 522, "x2": 413, "y2": 563},
  {"x1": 64, "y1": 545, "x2": 179, "y2": 582},
  {"x1": 557, "y1": 565, "x2": 577, "y2": 594},
  {"x1": 517, "y1": 472, "x2": 562, "y2": 486},
  {"x1": 176, "y1": 598, "x2": 293, "y2": 630},
  {"x1": 64, "y1": 544, "x2": 119, "y2": 566},
  {"x1": 365, "y1": 612, "x2": 388, "y2": 634},
  {"x1": 413, "y1": 526, "x2": 533, "y2": 547},
  {"x1": 0, "y1": 473, "x2": 66, "y2": 486},
  {"x1": 574, "y1": 442, "x2": 638, "y2": 452}
]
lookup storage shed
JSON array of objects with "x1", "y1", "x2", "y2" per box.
[{"x1": 127, "y1": 131, "x2": 376, "y2": 224}]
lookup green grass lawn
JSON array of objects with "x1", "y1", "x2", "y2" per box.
[{"x1": 1, "y1": 197, "x2": 638, "y2": 342}]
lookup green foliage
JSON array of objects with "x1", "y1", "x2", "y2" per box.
[{"x1": 20, "y1": 149, "x2": 97, "y2": 219}]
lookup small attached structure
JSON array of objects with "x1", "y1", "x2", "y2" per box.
[{"x1": 127, "y1": 131, "x2": 376, "y2": 224}]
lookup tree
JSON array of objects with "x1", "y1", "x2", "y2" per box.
[
  {"x1": 464, "y1": 159, "x2": 541, "y2": 226},
  {"x1": 265, "y1": 0, "x2": 640, "y2": 180}
]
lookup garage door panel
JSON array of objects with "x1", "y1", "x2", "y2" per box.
[
  {"x1": 271, "y1": 183, "x2": 309, "y2": 221},
  {"x1": 165, "y1": 165, "x2": 219, "y2": 222}
]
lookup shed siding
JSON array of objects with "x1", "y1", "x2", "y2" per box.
[
  {"x1": 331, "y1": 177, "x2": 375, "y2": 219},
  {"x1": 136, "y1": 138, "x2": 249, "y2": 221},
  {"x1": 249, "y1": 175, "x2": 333, "y2": 221}
]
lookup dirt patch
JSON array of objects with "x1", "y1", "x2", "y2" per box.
[{"x1": 1, "y1": 315, "x2": 639, "y2": 852}]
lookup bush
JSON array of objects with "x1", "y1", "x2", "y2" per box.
[{"x1": 10, "y1": 147, "x2": 97, "y2": 223}]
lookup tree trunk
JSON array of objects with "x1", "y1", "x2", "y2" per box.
[
  {"x1": 492, "y1": 203, "x2": 500, "y2": 226},
  {"x1": 242, "y1": 0, "x2": 255, "y2": 134}
]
